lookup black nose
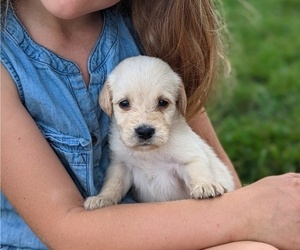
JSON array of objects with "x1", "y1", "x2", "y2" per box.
[{"x1": 135, "y1": 125, "x2": 155, "y2": 140}]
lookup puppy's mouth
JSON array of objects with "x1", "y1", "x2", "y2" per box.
[
  {"x1": 138, "y1": 141, "x2": 152, "y2": 146},
  {"x1": 122, "y1": 136, "x2": 164, "y2": 151},
  {"x1": 131, "y1": 141, "x2": 160, "y2": 151}
]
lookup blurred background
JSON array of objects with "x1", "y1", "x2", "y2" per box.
[{"x1": 207, "y1": 0, "x2": 300, "y2": 185}]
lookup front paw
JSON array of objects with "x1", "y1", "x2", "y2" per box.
[
  {"x1": 84, "y1": 196, "x2": 117, "y2": 210},
  {"x1": 190, "y1": 182, "x2": 227, "y2": 199}
]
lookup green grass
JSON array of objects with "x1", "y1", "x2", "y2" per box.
[{"x1": 207, "y1": 0, "x2": 300, "y2": 184}]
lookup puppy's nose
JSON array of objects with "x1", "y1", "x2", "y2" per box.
[{"x1": 135, "y1": 125, "x2": 155, "y2": 140}]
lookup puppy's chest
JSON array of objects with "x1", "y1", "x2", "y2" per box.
[{"x1": 126, "y1": 156, "x2": 190, "y2": 202}]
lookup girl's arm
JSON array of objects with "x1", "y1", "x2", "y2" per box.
[
  {"x1": 2, "y1": 66, "x2": 300, "y2": 250},
  {"x1": 188, "y1": 110, "x2": 242, "y2": 188}
]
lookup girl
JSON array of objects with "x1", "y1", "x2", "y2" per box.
[{"x1": 1, "y1": 0, "x2": 300, "y2": 249}]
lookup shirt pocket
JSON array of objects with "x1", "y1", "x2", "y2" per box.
[{"x1": 43, "y1": 129, "x2": 92, "y2": 197}]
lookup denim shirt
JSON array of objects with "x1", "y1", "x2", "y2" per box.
[{"x1": 1, "y1": 5, "x2": 141, "y2": 249}]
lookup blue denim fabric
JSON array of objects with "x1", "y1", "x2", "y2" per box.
[{"x1": 1, "y1": 5, "x2": 140, "y2": 249}]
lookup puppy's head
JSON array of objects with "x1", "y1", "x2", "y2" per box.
[{"x1": 99, "y1": 56, "x2": 187, "y2": 151}]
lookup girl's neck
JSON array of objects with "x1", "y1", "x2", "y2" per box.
[{"x1": 14, "y1": 0, "x2": 104, "y2": 85}]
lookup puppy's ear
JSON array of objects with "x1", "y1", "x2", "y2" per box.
[
  {"x1": 99, "y1": 82, "x2": 113, "y2": 117},
  {"x1": 177, "y1": 82, "x2": 187, "y2": 117}
]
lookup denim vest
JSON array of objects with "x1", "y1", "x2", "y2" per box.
[{"x1": 1, "y1": 5, "x2": 141, "y2": 249}]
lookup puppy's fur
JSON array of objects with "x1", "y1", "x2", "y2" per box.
[{"x1": 84, "y1": 56, "x2": 234, "y2": 210}]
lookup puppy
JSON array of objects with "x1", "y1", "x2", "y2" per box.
[{"x1": 84, "y1": 56, "x2": 234, "y2": 210}]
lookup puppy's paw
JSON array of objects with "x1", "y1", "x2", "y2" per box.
[
  {"x1": 84, "y1": 196, "x2": 117, "y2": 210},
  {"x1": 190, "y1": 182, "x2": 227, "y2": 199}
]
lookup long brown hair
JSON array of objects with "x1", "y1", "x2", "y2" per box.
[{"x1": 124, "y1": 0, "x2": 228, "y2": 120}]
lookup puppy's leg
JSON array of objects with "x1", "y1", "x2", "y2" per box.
[
  {"x1": 84, "y1": 161, "x2": 132, "y2": 210},
  {"x1": 200, "y1": 141, "x2": 235, "y2": 192},
  {"x1": 184, "y1": 160, "x2": 228, "y2": 199}
]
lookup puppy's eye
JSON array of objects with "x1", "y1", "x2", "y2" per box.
[
  {"x1": 119, "y1": 100, "x2": 130, "y2": 109},
  {"x1": 158, "y1": 99, "x2": 169, "y2": 108}
]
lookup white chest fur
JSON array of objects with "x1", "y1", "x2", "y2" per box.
[{"x1": 124, "y1": 152, "x2": 190, "y2": 202}]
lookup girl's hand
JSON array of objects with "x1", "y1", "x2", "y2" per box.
[{"x1": 238, "y1": 173, "x2": 300, "y2": 250}]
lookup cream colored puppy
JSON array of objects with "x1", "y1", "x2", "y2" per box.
[{"x1": 84, "y1": 56, "x2": 234, "y2": 210}]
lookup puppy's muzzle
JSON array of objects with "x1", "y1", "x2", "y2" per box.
[{"x1": 135, "y1": 125, "x2": 155, "y2": 140}]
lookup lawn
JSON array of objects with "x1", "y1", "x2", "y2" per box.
[{"x1": 207, "y1": 0, "x2": 300, "y2": 184}]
